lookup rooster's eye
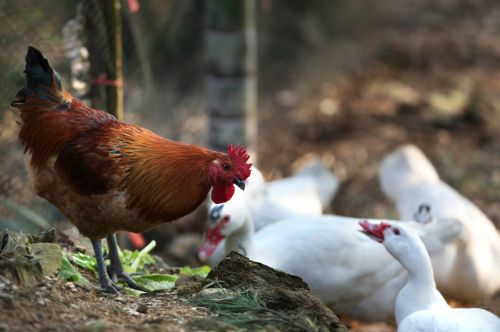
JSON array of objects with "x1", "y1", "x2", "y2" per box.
[
  {"x1": 393, "y1": 228, "x2": 400, "y2": 235},
  {"x1": 222, "y1": 163, "x2": 231, "y2": 171}
]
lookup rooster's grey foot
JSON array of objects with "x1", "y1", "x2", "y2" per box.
[
  {"x1": 107, "y1": 268, "x2": 148, "y2": 292},
  {"x1": 97, "y1": 280, "x2": 121, "y2": 294},
  {"x1": 106, "y1": 233, "x2": 149, "y2": 292}
]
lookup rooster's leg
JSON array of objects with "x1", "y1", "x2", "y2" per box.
[
  {"x1": 91, "y1": 239, "x2": 120, "y2": 294},
  {"x1": 106, "y1": 233, "x2": 148, "y2": 291}
]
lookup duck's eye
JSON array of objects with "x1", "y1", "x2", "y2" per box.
[
  {"x1": 393, "y1": 228, "x2": 400, "y2": 235},
  {"x1": 209, "y1": 204, "x2": 224, "y2": 222},
  {"x1": 222, "y1": 163, "x2": 231, "y2": 171}
]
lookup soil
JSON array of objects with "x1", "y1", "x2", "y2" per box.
[{"x1": 0, "y1": 279, "x2": 209, "y2": 332}]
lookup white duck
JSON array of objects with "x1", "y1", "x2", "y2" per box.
[
  {"x1": 221, "y1": 161, "x2": 339, "y2": 230},
  {"x1": 379, "y1": 144, "x2": 500, "y2": 301},
  {"x1": 360, "y1": 220, "x2": 500, "y2": 332},
  {"x1": 199, "y1": 189, "x2": 462, "y2": 322}
]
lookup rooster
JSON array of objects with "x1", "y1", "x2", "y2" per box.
[{"x1": 11, "y1": 47, "x2": 252, "y2": 293}]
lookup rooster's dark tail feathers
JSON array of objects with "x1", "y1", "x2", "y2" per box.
[{"x1": 11, "y1": 46, "x2": 64, "y2": 108}]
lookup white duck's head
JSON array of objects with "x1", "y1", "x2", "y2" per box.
[
  {"x1": 359, "y1": 220, "x2": 429, "y2": 272},
  {"x1": 199, "y1": 188, "x2": 252, "y2": 262},
  {"x1": 379, "y1": 145, "x2": 439, "y2": 201},
  {"x1": 413, "y1": 203, "x2": 433, "y2": 224}
]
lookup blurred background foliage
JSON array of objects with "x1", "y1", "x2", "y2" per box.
[{"x1": 1, "y1": 0, "x2": 500, "y2": 263}]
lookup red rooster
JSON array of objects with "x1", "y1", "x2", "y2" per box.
[{"x1": 11, "y1": 47, "x2": 251, "y2": 293}]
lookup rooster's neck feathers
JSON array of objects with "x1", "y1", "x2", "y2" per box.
[{"x1": 116, "y1": 129, "x2": 222, "y2": 221}]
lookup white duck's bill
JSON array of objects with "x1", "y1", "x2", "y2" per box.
[{"x1": 359, "y1": 220, "x2": 391, "y2": 242}]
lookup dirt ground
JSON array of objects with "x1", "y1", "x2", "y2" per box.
[{"x1": 0, "y1": 278, "x2": 209, "y2": 332}]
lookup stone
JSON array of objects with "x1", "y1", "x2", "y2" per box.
[{"x1": 31, "y1": 243, "x2": 63, "y2": 276}]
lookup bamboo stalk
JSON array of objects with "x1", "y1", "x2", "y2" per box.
[{"x1": 103, "y1": 0, "x2": 124, "y2": 120}]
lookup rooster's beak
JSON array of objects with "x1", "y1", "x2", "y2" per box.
[{"x1": 233, "y1": 177, "x2": 245, "y2": 190}]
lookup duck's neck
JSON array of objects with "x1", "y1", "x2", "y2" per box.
[
  {"x1": 394, "y1": 241, "x2": 447, "y2": 324},
  {"x1": 225, "y1": 216, "x2": 255, "y2": 257}
]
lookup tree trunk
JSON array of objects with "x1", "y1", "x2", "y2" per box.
[{"x1": 205, "y1": 0, "x2": 258, "y2": 163}]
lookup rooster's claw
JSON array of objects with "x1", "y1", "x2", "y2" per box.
[
  {"x1": 97, "y1": 281, "x2": 121, "y2": 294},
  {"x1": 120, "y1": 273, "x2": 149, "y2": 292},
  {"x1": 107, "y1": 269, "x2": 148, "y2": 292}
]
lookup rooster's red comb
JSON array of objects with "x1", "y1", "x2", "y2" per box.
[{"x1": 228, "y1": 144, "x2": 252, "y2": 180}]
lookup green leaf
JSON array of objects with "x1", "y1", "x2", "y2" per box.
[
  {"x1": 120, "y1": 240, "x2": 156, "y2": 273},
  {"x1": 66, "y1": 241, "x2": 157, "y2": 276},
  {"x1": 69, "y1": 252, "x2": 97, "y2": 274},
  {"x1": 131, "y1": 273, "x2": 178, "y2": 291},
  {"x1": 129, "y1": 240, "x2": 156, "y2": 272},
  {"x1": 59, "y1": 256, "x2": 91, "y2": 286},
  {"x1": 179, "y1": 265, "x2": 211, "y2": 278},
  {"x1": 121, "y1": 287, "x2": 145, "y2": 297}
]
